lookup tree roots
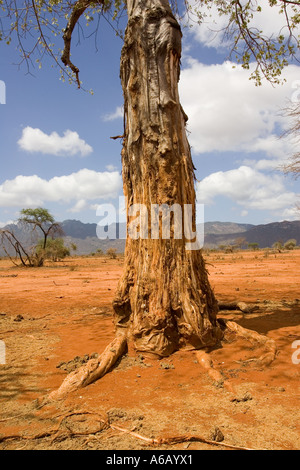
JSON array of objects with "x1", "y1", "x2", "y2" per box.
[
  {"x1": 225, "y1": 320, "x2": 277, "y2": 367},
  {"x1": 196, "y1": 319, "x2": 277, "y2": 392},
  {"x1": 0, "y1": 410, "x2": 260, "y2": 450},
  {"x1": 43, "y1": 316, "x2": 276, "y2": 405},
  {"x1": 44, "y1": 333, "x2": 127, "y2": 404}
]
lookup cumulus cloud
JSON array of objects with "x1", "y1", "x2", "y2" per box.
[
  {"x1": 18, "y1": 127, "x2": 93, "y2": 157},
  {"x1": 196, "y1": 165, "x2": 298, "y2": 215},
  {"x1": 102, "y1": 106, "x2": 124, "y2": 122},
  {"x1": 69, "y1": 199, "x2": 89, "y2": 213},
  {"x1": 281, "y1": 206, "x2": 300, "y2": 220},
  {"x1": 179, "y1": 59, "x2": 300, "y2": 163},
  {"x1": 186, "y1": 1, "x2": 298, "y2": 51},
  {"x1": 0, "y1": 169, "x2": 122, "y2": 208}
]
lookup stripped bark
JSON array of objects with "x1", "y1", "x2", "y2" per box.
[
  {"x1": 112, "y1": 0, "x2": 223, "y2": 357},
  {"x1": 44, "y1": 1, "x2": 277, "y2": 401},
  {"x1": 41, "y1": 1, "x2": 278, "y2": 402}
]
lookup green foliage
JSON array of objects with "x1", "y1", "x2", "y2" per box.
[
  {"x1": 19, "y1": 208, "x2": 55, "y2": 227},
  {"x1": 19, "y1": 207, "x2": 62, "y2": 250},
  {"x1": 70, "y1": 242, "x2": 77, "y2": 252},
  {"x1": 36, "y1": 237, "x2": 70, "y2": 261},
  {"x1": 184, "y1": 0, "x2": 300, "y2": 85},
  {"x1": 0, "y1": 1, "x2": 299, "y2": 87},
  {"x1": 284, "y1": 238, "x2": 297, "y2": 250},
  {"x1": 248, "y1": 242, "x2": 260, "y2": 251},
  {"x1": 0, "y1": 0, "x2": 125, "y2": 88},
  {"x1": 0, "y1": 207, "x2": 63, "y2": 267}
]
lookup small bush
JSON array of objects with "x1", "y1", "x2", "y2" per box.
[
  {"x1": 36, "y1": 238, "x2": 70, "y2": 262},
  {"x1": 106, "y1": 248, "x2": 117, "y2": 259},
  {"x1": 284, "y1": 239, "x2": 297, "y2": 250}
]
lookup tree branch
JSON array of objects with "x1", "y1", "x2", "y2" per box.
[{"x1": 61, "y1": 0, "x2": 103, "y2": 88}]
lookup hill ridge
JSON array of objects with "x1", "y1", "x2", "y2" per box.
[{"x1": 1, "y1": 219, "x2": 299, "y2": 255}]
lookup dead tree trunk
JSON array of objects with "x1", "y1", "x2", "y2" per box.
[
  {"x1": 44, "y1": 0, "x2": 277, "y2": 403},
  {"x1": 112, "y1": 0, "x2": 223, "y2": 356}
]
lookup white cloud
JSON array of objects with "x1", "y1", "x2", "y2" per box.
[
  {"x1": 106, "y1": 164, "x2": 119, "y2": 171},
  {"x1": 281, "y1": 206, "x2": 300, "y2": 220},
  {"x1": 69, "y1": 199, "x2": 88, "y2": 213},
  {"x1": 0, "y1": 169, "x2": 122, "y2": 208},
  {"x1": 18, "y1": 127, "x2": 93, "y2": 157},
  {"x1": 196, "y1": 165, "x2": 298, "y2": 215},
  {"x1": 179, "y1": 59, "x2": 300, "y2": 162},
  {"x1": 187, "y1": 1, "x2": 298, "y2": 51},
  {"x1": 0, "y1": 220, "x2": 13, "y2": 228},
  {"x1": 102, "y1": 106, "x2": 124, "y2": 122}
]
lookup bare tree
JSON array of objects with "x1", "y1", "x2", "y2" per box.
[
  {"x1": 1, "y1": 0, "x2": 292, "y2": 398},
  {"x1": 0, "y1": 228, "x2": 35, "y2": 267},
  {"x1": 0, "y1": 208, "x2": 63, "y2": 267}
]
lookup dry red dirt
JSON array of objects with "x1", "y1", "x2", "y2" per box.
[{"x1": 0, "y1": 250, "x2": 299, "y2": 450}]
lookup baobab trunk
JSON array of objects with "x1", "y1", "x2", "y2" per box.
[{"x1": 113, "y1": 0, "x2": 223, "y2": 356}]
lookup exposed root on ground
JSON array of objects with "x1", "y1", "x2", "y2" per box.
[
  {"x1": 41, "y1": 308, "x2": 277, "y2": 406},
  {"x1": 196, "y1": 319, "x2": 277, "y2": 392},
  {"x1": 0, "y1": 310, "x2": 277, "y2": 450},
  {"x1": 43, "y1": 333, "x2": 127, "y2": 404},
  {"x1": 225, "y1": 320, "x2": 277, "y2": 367},
  {"x1": 0, "y1": 410, "x2": 260, "y2": 450},
  {"x1": 195, "y1": 350, "x2": 235, "y2": 393}
]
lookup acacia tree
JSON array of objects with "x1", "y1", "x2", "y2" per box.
[
  {"x1": 0, "y1": 0, "x2": 297, "y2": 398},
  {"x1": 0, "y1": 208, "x2": 63, "y2": 266},
  {"x1": 19, "y1": 208, "x2": 62, "y2": 250}
]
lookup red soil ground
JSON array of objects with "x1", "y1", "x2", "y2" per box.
[{"x1": 0, "y1": 250, "x2": 299, "y2": 450}]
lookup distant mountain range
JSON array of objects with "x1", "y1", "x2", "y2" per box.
[
  {"x1": 1, "y1": 219, "x2": 299, "y2": 256},
  {"x1": 203, "y1": 220, "x2": 300, "y2": 249},
  {"x1": 60, "y1": 220, "x2": 256, "y2": 254}
]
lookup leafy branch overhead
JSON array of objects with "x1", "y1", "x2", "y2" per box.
[
  {"x1": 188, "y1": 0, "x2": 300, "y2": 85},
  {"x1": 0, "y1": 0, "x2": 300, "y2": 87}
]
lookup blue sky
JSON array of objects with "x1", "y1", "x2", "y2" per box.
[{"x1": 0, "y1": 1, "x2": 299, "y2": 228}]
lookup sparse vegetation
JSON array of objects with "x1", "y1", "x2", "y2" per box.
[
  {"x1": 0, "y1": 208, "x2": 63, "y2": 267},
  {"x1": 273, "y1": 241, "x2": 283, "y2": 253},
  {"x1": 35, "y1": 237, "x2": 70, "y2": 262},
  {"x1": 106, "y1": 247, "x2": 117, "y2": 259},
  {"x1": 248, "y1": 242, "x2": 260, "y2": 251},
  {"x1": 1, "y1": 0, "x2": 299, "y2": 408},
  {"x1": 234, "y1": 237, "x2": 247, "y2": 249},
  {"x1": 284, "y1": 239, "x2": 297, "y2": 250},
  {"x1": 70, "y1": 243, "x2": 77, "y2": 253}
]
